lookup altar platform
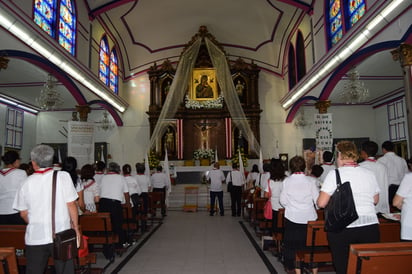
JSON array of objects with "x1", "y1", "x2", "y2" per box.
[{"x1": 173, "y1": 165, "x2": 232, "y2": 184}]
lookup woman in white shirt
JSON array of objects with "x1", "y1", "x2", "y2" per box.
[
  {"x1": 80, "y1": 164, "x2": 100, "y2": 213},
  {"x1": 246, "y1": 164, "x2": 260, "y2": 189},
  {"x1": 264, "y1": 159, "x2": 286, "y2": 235},
  {"x1": 393, "y1": 172, "x2": 412, "y2": 241},
  {"x1": 280, "y1": 156, "x2": 319, "y2": 274},
  {"x1": 317, "y1": 141, "x2": 380, "y2": 274}
]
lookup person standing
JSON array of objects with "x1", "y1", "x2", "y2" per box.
[
  {"x1": 246, "y1": 164, "x2": 260, "y2": 189},
  {"x1": 393, "y1": 173, "x2": 412, "y2": 241},
  {"x1": 94, "y1": 161, "x2": 106, "y2": 187},
  {"x1": 317, "y1": 141, "x2": 380, "y2": 274},
  {"x1": 80, "y1": 164, "x2": 100, "y2": 213},
  {"x1": 99, "y1": 162, "x2": 130, "y2": 258},
  {"x1": 135, "y1": 163, "x2": 151, "y2": 232},
  {"x1": 123, "y1": 164, "x2": 142, "y2": 220},
  {"x1": 0, "y1": 150, "x2": 27, "y2": 224},
  {"x1": 150, "y1": 165, "x2": 170, "y2": 217},
  {"x1": 280, "y1": 156, "x2": 319, "y2": 274},
  {"x1": 320, "y1": 151, "x2": 335, "y2": 183},
  {"x1": 62, "y1": 157, "x2": 85, "y2": 214},
  {"x1": 360, "y1": 141, "x2": 390, "y2": 214},
  {"x1": 259, "y1": 163, "x2": 271, "y2": 198},
  {"x1": 13, "y1": 145, "x2": 80, "y2": 274},
  {"x1": 377, "y1": 141, "x2": 408, "y2": 206},
  {"x1": 206, "y1": 162, "x2": 225, "y2": 216},
  {"x1": 264, "y1": 159, "x2": 286, "y2": 234},
  {"x1": 226, "y1": 163, "x2": 245, "y2": 217}
]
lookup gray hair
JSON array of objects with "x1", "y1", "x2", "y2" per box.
[
  {"x1": 108, "y1": 162, "x2": 120, "y2": 173},
  {"x1": 31, "y1": 145, "x2": 54, "y2": 168}
]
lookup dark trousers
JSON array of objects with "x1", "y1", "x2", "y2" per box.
[
  {"x1": 283, "y1": 218, "x2": 307, "y2": 270},
  {"x1": 99, "y1": 198, "x2": 125, "y2": 245},
  {"x1": 230, "y1": 185, "x2": 242, "y2": 216},
  {"x1": 271, "y1": 210, "x2": 283, "y2": 234},
  {"x1": 25, "y1": 243, "x2": 74, "y2": 274},
  {"x1": 327, "y1": 224, "x2": 380, "y2": 274},
  {"x1": 210, "y1": 191, "x2": 224, "y2": 215},
  {"x1": 389, "y1": 184, "x2": 399, "y2": 208},
  {"x1": 140, "y1": 192, "x2": 149, "y2": 215},
  {"x1": 153, "y1": 187, "x2": 166, "y2": 216},
  {"x1": 0, "y1": 213, "x2": 26, "y2": 225}
]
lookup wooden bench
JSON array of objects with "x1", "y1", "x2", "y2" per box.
[
  {"x1": 0, "y1": 247, "x2": 18, "y2": 274},
  {"x1": 79, "y1": 213, "x2": 119, "y2": 247},
  {"x1": 122, "y1": 205, "x2": 140, "y2": 242},
  {"x1": 295, "y1": 220, "x2": 333, "y2": 273},
  {"x1": 347, "y1": 242, "x2": 412, "y2": 274},
  {"x1": 379, "y1": 218, "x2": 401, "y2": 242},
  {"x1": 0, "y1": 225, "x2": 96, "y2": 271},
  {"x1": 148, "y1": 192, "x2": 165, "y2": 223}
]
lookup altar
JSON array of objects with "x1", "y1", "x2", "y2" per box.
[{"x1": 174, "y1": 165, "x2": 232, "y2": 184}]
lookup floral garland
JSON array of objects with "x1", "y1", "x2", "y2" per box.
[
  {"x1": 231, "y1": 147, "x2": 248, "y2": 167},
  {"x1": 147, "y1": 150, "x2": 160, "y2": 169},
  {"x1": 193, "y1": 148, "x2": 215, "y2": 160},
  {"x1": 185, "y1": 94, "x2": 224, "y2": 109}
]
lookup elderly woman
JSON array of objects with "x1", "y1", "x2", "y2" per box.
[
  {"x1": 280, "y1": 156, "x2": 319, "y2": 274},
  {"x1": 317, "y1": 141, "x2": 380, "y2": 274},
  {"x1": 0, "y1": 150, "x2": 27, "y2": 224}
]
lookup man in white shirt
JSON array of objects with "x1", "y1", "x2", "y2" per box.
[
  {"x1": 13, "y1": 145, "x2": 79, "y2": 274},
  {"x1": 226, "y1": 163, "x2": 245, "y2": 217},
  {"x1": 206, "y1": 162, "x2": 225, "y2": 216},
  {"x1": 377, "y1": 141, "x2": 408, "y2": 205},
  {"x1": 150, "y1": 165, "x2": 170, "y2": 217},
  {"x1": 360, "y1": 141, "x2": 390, "y2": 214}
]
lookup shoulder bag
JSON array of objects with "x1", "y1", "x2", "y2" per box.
[
  {"x1": 324, "y1": 169, "x2": 359, "y2": 232},
  {"x1": 52, "y1": 171, "x2": 78, "y2": 261},
  {"x1": 264, "y1": 179, "x2": 272, "y2": 220}
]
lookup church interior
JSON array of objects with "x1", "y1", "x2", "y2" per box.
[{"x1": 0, "y1": 0, "x2": 411, "y2": 273}]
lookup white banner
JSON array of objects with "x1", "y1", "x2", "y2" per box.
[
  {"x1": 67, "y1": 121, "x2": 95, "y2": 168},
  {"x1": 314, "y1": 113, "x2": 333, "y2": 151}
]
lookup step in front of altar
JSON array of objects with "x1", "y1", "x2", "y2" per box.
[{"x1": 167, "y1": 184, "x2": 231, "y2": 211}]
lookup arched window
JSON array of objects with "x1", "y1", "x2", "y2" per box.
[
  {"x1": 288, "y1": 44, "x2": 297, "y2": 90},
  {"x1": 296, "y1": 32, "x2": 306, "y2": 81},
  {"x1": 109, "y1": 49, "x2": 119, "y2": 94},
  {"x1": 34, "y1": 0, "x2": 76, "y2": 55},
  {"x1": 99, "y1": 36, "x2": 110, "y2": 86},
  {"x1": 327, "y1": 0, "x2": 366, "y2": 49}
]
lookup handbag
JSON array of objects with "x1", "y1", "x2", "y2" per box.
[
  {"x1": 52, "y1": 171, "x2": 78, "y2": 261},
  {"x1": 264, "y1": 179, "x2": 272, "y2": 220},
  {"x1": 78, "y1": 235, "x2": 89, "y2": 258},
  {"x1": 324, "y1": 169, "x2": 359, "y2": 232}
]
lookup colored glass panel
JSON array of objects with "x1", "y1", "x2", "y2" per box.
[
  {"x1": 328, "y1": 0, "x2": 343, "y2": 46},
  {"x1": 348, "y1": 0, "x2": 366, "y2": 27},
  {"x1": 109, "y1": 50, "x2": 119, "y2": 94},
  {"x1": 59, "y1": 0, "x2": 76, "y2": 55},
  {"x1": 34, "y1": 0, "x2": 56, "y2": 37},
  {"x1": 99, "y1": 38, "x2": 110, "y2": 85}
]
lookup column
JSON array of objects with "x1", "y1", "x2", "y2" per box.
[
  {"x1": 315, "y1": 100, "x2": 331, "y2": 114},
  {"x1": 76, "y1": 105, "x2": 91, "y2": 122},
  {"x1": 392, "y1": 43, "x2": 412, "y2": 155}
]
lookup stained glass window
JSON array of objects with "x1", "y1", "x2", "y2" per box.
[
  {"x1": 327, "y1": 0, "x2": 366, "y2": 49},
  {"x1": 58, "y1": 0, "x2": 76, "y2": 55},
  {"x1": 99, "y1": 37, "x2": 110, "y2": 86},
  {"x1": 34, "y1": 0, "x2": 76, "y2": 55},
  {"x1": 347, "y1": 0, "x2": 366, "y2": 27},
  {"x1": 34, "y1": 0, "x2": 56, "y2": 37},
  {"x1": 328, "y1": 0, "x2": 343, "y2": 47},
  {"x1": 109, "y1": 49, "x2": 119, "y2": 94}
]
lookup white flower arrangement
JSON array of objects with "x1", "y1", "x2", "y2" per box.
[
  {"x1": 193, "y1": 148, "x2": 215, "y2": 160},
  {"x1": 185, "y1": 94, "x2": 224, "y2": 109}
]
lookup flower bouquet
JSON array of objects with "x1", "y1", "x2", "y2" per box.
[{"x1": 193, "y1": 148, "x2": 215, "y2": 160}]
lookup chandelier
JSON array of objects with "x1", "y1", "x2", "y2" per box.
[
  {"x1": 98, "y1": 111, "x2": 115, "y2": 131},
  {"x1": 36, "y1": 74, "x2": 64, "y2": 110},
  {"x1": 294, "y1": 109, "x2": 310, "y2": 128},
  {"x1": 340, "y1": 70, "x2": 369, "y2": 104}
]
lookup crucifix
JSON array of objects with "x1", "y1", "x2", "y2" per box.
[{"x1": 194, "y1": 120, "x2": 217, "y2": 149}]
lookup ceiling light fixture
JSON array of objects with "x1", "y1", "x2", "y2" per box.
[
  {"x1": 339, "y1": 69, "x2": 369, "y2": 104},
  {"x1": 36, "y1": 74, "x2": 64, "y2": 110},
  {"x1": 97, "y1": 111, "x2": 115, "y2": 131}
]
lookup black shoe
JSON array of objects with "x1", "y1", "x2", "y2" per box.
[
  {"x1": 220, "y1": 213, "x2": 224, "y2": 216},
  {"x1": 209, "y1": 213, "x2": 214, "y2": 216}
]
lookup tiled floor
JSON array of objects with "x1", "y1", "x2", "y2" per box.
[{"x1": 93, "y1": 185, "x2": 336, "y2": 273}]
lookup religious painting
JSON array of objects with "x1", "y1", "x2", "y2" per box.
[
  {"x1": 191, "y1": 68, "x2": 218, "y2": 100},
  {"x1": 161, "y1": 77, "x2": 173, "y2": 105}
]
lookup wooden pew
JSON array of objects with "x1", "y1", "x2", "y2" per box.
[
  {"x1": 148, "y1": 192, "x2": 165, "y2": 223},
  {"x1": 0, "y1": 247, "x2": 18, "y2": 274},
  {"x1": 79, "y1": 213, "x2": 119, "y2": 247},
  {"x1": 122, "y1": 205, "x2": 140, "y2": 242},
  {"x1": 379, "y1": 218, "x2": 401, "y2": 242},
  {"x1": 0, "y1": 225, "x2": 96, "y2": 271},
  {"x1": 295, "y1": 220, "x2": 333, "y2": 273},
  {"x1": 347, "y1": 242, "x2": 412, "y2": 274}
]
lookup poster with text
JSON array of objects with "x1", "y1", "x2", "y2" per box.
[
  {"x1": 314, "y1": 113, "x2": 333, "y2": 152},
  {"x1": 68, "y1": 121, "x2": 95, "y2": 168}
]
